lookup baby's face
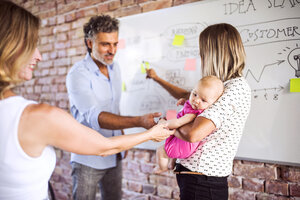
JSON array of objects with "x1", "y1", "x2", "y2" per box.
[{"x1": 189, "y1": 83, "x2": 219, "y2": 110}]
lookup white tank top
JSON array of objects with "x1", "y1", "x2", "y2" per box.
[{"x1": 0, "y1": 96, "x2": 56, "y2": 200}]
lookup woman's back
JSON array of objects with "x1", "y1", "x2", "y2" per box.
[{"x1": 0, "y1": 96, "x2": 56, "y2": 200}]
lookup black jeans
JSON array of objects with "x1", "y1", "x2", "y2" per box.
[{"x1": 175, "y1": 164, "x2": 228, "y2": 200}]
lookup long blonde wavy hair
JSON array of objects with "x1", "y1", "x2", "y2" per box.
[
  {"x1": 0, "y1": 1, "x2": 40, "y2": 98},
  {"x1": 199, "y1": 23, "x2": 246, "y2": 82}
]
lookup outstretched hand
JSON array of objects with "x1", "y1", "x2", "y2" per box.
[
  {"x1": 140, "y1": 112, "x2": 162, "y2": 129},
  {"x1": 149, "y1": 123, "x2": 175, "y2": 142}
]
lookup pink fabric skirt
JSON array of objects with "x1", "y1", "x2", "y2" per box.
[{"x1": 164, "y1": 135, "x2": 200, "y2": 159}]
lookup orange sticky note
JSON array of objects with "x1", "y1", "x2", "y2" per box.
[
  {"x1": 166, "y1": 110, "x2": 177, "y2": 120},
  {"x1": 118, "y1": 39, "x2": 126, "y2": 49},
  {"x1": 172, "y1": 35, "x2": 184, "y2": 46},
  {"x1": 184, "y1": 58, "x2": 196, "y2": 71}
]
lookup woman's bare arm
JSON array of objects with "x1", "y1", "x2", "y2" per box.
[
  {"x1": 174, "y1": 116, "x2": 216, "y2": 143},
  {"x1": 18, "y1": 104, "x2": 174, "y2": 157}
]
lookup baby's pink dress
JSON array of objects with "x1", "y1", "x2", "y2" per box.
[{"x1": 164, "y1": 100, "x2": 204, "y2": 159}]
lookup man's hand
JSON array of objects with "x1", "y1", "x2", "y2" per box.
[
  {"x1": 139, "y1": 112, "x2": 161, "y2": 129},
  {"x1": 146, "y1": 68, "x2": 158, "y2": 81}
]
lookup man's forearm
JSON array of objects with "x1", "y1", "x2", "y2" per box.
[
  {"x1": 155, "y1": 77, "x2": 189, "y2": 100},
  {"x1": 98, "y1": 112, "x2": 141, "y2": 130}
]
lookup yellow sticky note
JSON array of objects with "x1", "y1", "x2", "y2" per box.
[
  {"x1": 290, "y1": 78, "x2": 300, "y2": 92},
  {"x1": 141, "y1": 63, "x2": 146, "y2": 74},
  {"x1": 122, "y1": 82, "x2": 126, "y2": 92},
  {"x1": 144, "y1": 61, "x2": 150, "y2": 69},
  {"x1": 172, "y1": 35, "x2": 185, "y2": 46}
]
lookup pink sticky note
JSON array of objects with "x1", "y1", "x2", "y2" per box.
[
  {"x1": 118, "y1": 39, "x2": 126, "y2": 49},
  {"x1": 184, "y1": 58, "x2": 196, "y2": 71},
  {"x1": 166, "y1": 110, "x2": 177, "y2": 120}
]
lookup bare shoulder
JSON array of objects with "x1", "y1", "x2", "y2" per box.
[{"x1": 24, "y1": 103, "x2": 64, "y2": 120}]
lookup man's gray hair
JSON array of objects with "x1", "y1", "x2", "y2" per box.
[{"x1": 84, "y1": 15, "x2": 119, "y2": 54}]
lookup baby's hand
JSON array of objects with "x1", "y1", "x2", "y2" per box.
[
  {"x1": 158, "y1": 118, "x2": 167, "y2": 125},
  {"x1": 177, "y1": 98, "x2": 186, "y2": 106}
]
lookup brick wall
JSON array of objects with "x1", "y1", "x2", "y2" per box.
[{"x1": 13, "y1": 0, "x2": 300, "y2": 199}]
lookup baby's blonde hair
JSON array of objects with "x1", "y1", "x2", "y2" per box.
[
  {"x1": 199, "y1": 75, "x2": 224, "y2": 101},
  {"x1": 0, "y1": 1, "x2": 40, "y2": 98}
]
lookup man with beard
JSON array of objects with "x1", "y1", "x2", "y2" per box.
[{"x1": 66, "y1": 15, "x2": 161, "y2": 200}]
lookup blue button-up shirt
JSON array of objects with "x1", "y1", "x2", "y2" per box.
[{"x1": 66, "y1": 53, "x2": 122, "y2": 169}]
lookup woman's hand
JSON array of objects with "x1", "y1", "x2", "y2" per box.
[{"x1": 149, "y1": 123, "x2": 174, "y2": 142}]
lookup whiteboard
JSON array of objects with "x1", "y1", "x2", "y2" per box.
[{"x1": 115, "y1": 0, "x2": 300, "y2": 166}]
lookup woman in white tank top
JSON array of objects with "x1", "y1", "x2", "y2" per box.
[{"x1": 0, "y1": 2, "x2": 175, "y2": 200}]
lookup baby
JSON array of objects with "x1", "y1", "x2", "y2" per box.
[{"x1": 155, "y1": 75, "x2": 224, "y2": 173}]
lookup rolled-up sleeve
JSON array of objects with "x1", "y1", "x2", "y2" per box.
[
  {"x1": 199, "y1": 82, "x2": 236, "y2": 129},
  {"x1": 66, "y1": 66, "x2": 107, "y2": 131}
]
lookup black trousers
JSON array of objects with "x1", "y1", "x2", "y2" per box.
[{"x1": 175, "y1": 164, "x2": 228, "y2": 200}]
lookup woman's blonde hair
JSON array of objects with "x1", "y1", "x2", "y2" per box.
[
  {"x1": 199, "y1": 23, "x2": 246, "y2": 82},
  {"x1": 0, "y1": 1, "x2": 40, "y2": 98}
]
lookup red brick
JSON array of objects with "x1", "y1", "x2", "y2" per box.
[
  {"x1": 122, "y1": 0, "x2": 135, "y2": 7},
  {"x1": 134, "y1": 150, "x2": 151, "y2": 162},
  {"x1": 157, "y1": 185, "x2": 173, "y2": 198},
  {"x1": 39, "y1": 27, "x2": 53, "y2": 36},
  {"x1": 228, "y1": 175, "x2": 242, "y2": 188},
  {"x1": 39, "y1": 2, "x2": 56, "y2": 11},
  {"x1": 140, "y1": 163, "x2": 155, "y2": 174},
  {"x1": 141, "y1": 0, "x2": 172, "y2": 13},
  {"x1": 71, "y1": 38, "x2": 85, "y2": 47},
  {"x1": 229, "y1": 188, "x2": 256, "y2": 200},
  {"x1": 290, "y1": 183, "x2": 300, "y2": 197},
  {"x1": 57, "y1": 33, "x2": 68, "y2": 41},
  {"x1": 281, "y1": 167, "x2": 300, "y2": 182},
  {"x1": 142, "y1": 184, "x2": 156, "y2": 194},
  {"x1": 57, "y1": 3, "x2": 77, "y2": 15},
  {"x1": 54, "y1": 41, "x2": 71, "y2": 50},
  {"x1": 72, "y1": 17, "x2": 90, "y2": 29},
  {"x1": 65, "y1": 12, "x2": 77, "y2": 23},
  {"x1": 97, "y1": 3, "x2": 109, "y2": 13},
  {"x1": 233, "y1": 162, "x2": 277, "y2": 179},
  {"x1": 58, "y1": 50, "x2": 67, "y2": 58},
  {"x1": 38, "y1": 60, "x2": 53, "y2": 68},
  {"x1": 128, "y1": 181, "x2": 143, "y2": 193},
  {"x1": 242, "y1": 178, "x2": 264, "y2": 192},
  {"x1": 82, "y1": 7, "x2": 98, "y2": 17},
  {"x1": 127, "y1": 161, "x2": 140, "y2": 171},
  {"x1": 39, "y1": 43, "x2": 53, "y2": 52},
  {"x1": 115, "y1": 5, "x2": 142, "y2": 17},
  {"x1": 173, "y1": 0, "x2": 200, "y2": 6},
  {"x1": 53, "y1": 23, "x2": 71, "y2": 34},
  {"x1": 41, "y1": 69, "x2": 50, "y2": 76},
  {"x1": 57, "y1": 15, "x2": 65, "y2": 24},
  {"x1": 38, "y1": 9, "x2": 56, "y2": 19},
  {"x1": 57, "y1": 67, "x2": 68, "y2": 75},
  {"x1": 266, "y1": 180, "x2": 289, "y2": 196},
  {"x1": 54, "y1": 58, "x2": 70, "y2": 67},
  {"x1": 75, "y1": 10, "x2": 85, "y2": 19},
  {"x1": 109, "y1": 0, "x2": 121, "y2": 10},
  {"x1": 48, "y1": 16, "x2": 56, "y2": 26},
  {"x1": 256, "y1": 193, "x2": 290, "y2": 200}
]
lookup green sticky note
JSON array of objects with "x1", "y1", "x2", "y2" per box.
[
  {"x1": 144, "y1": 61, "x2": 150, "y2": 69},
  {"x1": 290, "y1": 78, "x2": 300, "y2": 92},
  {"x1": 172, "y1": 35, "x2": 185, "y2": 46},
  {"x1": 141, "y1": 63, "x2": 146, "y2": 74},
  {"x1": 122, "y1": 82, "x2": 126, "y2": 92}
]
